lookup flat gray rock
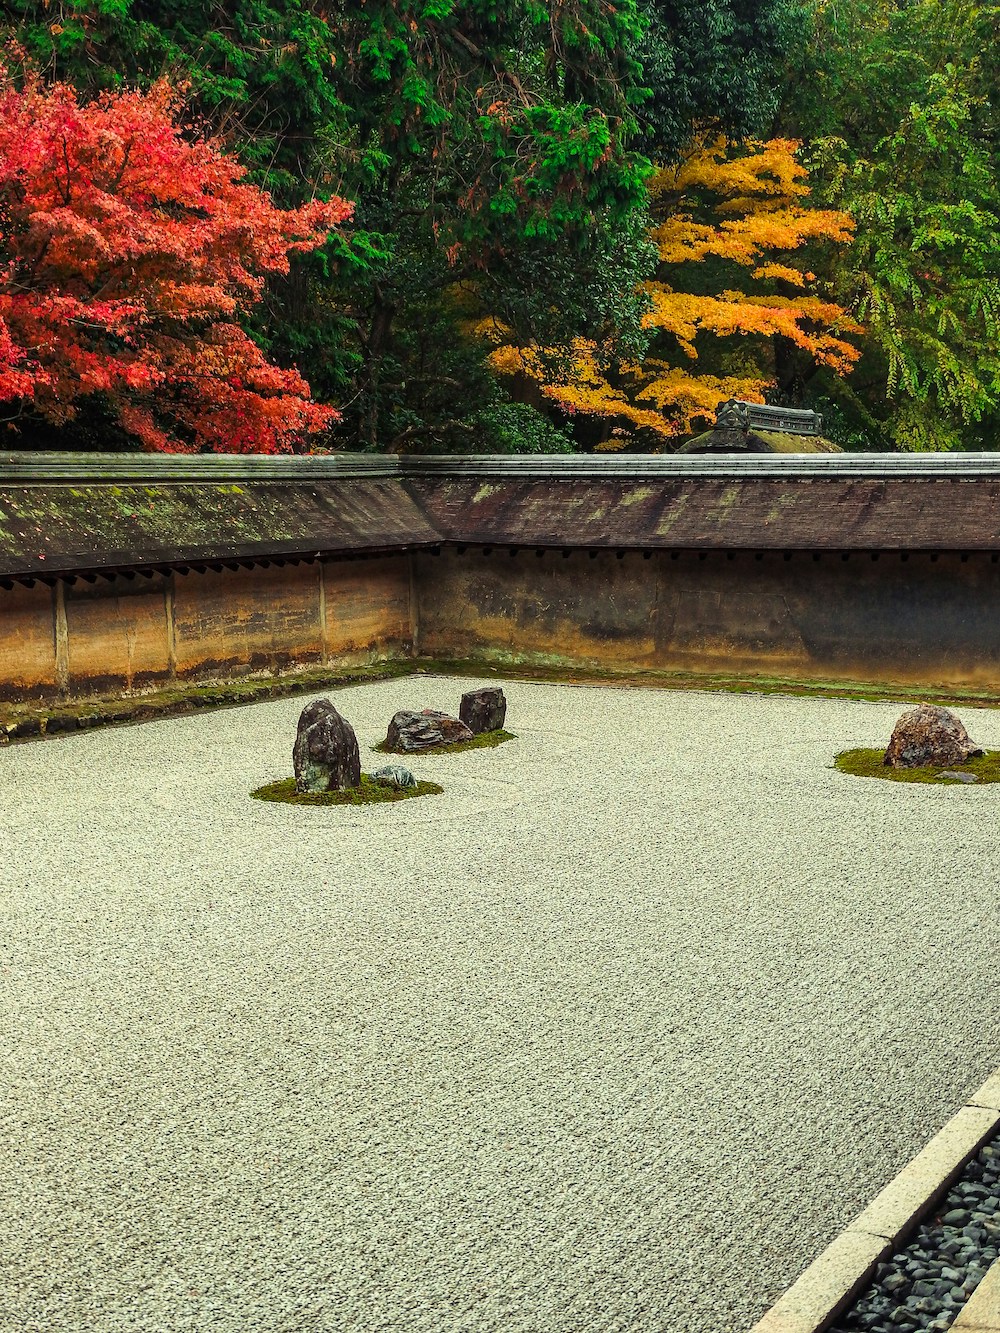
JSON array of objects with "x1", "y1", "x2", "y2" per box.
[
  {"x1": 936, "y1": 770, "x2": 979, "y2": 783},
  {"x1": 385, "y1": 708, "x2": 473, "y2": 752}
]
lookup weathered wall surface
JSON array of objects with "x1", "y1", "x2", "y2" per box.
[
  {"x1": 173, "y1": 564, "x2": 324, "y2": 679},
  {"x1": 65, "y1": 574, "x2": 173, "y2": 695},
  {"x1": 0, "y1": 555, "x2": 412, "y2": 701},
  {"x1": 323, "y1": 558, "x2": 413, "y2": 661},
  {"x1": 0, "y1": 582, "x2": 59, "y2": 701},
  {"x1": 414, "y1": 548, "x2": 1000, "y2": 686}
]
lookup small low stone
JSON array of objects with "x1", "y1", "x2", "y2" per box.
[
  {"x1": 942, "y1": 1209, "x2": 971, "y2": 1226},
  {"x1": 937, "y1": 770, "x2": 979, "y2": 783},
  {"x1": 372, "y1": 764, "x2": 417, "y2": 789}
]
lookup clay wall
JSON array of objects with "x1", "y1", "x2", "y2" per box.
[
  {"x1": 6, "y1": 539, "x2": 1000, "y2": 704},
  {"x1": 0, "y1": 555, "x2": 412, "y2": 701},
  {"x1": 0, "y1": 582, "x2": 60, "y2": 701},
  {"x1": 413, "y1": 548, "x2": 1000, "y2": 687}
]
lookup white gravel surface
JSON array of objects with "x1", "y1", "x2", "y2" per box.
[{"x1": 2, "y1": 675, "x2": 999, "y2": 1333}]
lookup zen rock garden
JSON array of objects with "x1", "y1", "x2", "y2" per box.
[
  {"x1": 252, "y1": 686, "x2": 511, "y2": 806},
  {"x1": 837, "y1": 702, "x2": 999, "y2": 784}
]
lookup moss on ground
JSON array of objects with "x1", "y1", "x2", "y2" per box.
[
  {"x1": 0, "y1": 660, "x2": 413, "y2": 744},
  {"x1": 835, "y1": 748, "x2": 1000, "y2": 783},
  {"x1": 373, "y1": 728, "x2": 517, "y2": 756},
  {"x1": 414, "y1": 657, "x2": 1000, "y2": 710},
  {"x1": 7, "y1": 649, "x2": 1000, "y2": 748},
  {"x1": 251, "y1": 774, "x2": 443, "y2": 806}
]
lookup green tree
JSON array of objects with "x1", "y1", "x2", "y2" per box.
[{"x1": 780, "y1": 0, "x2": 1000, "y2": 450}]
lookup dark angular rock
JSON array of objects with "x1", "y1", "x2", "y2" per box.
[
  {"x1": 459, "y1": 687, "x2": 507, "y2": 736},
  {"x1": 293, "y1": 698, "x2": 361, "y2": 793},
  {"x1": 385, "y1": 709, "x2": 473, "y2": 753},
  {"x1": 43, "y1": 715, "x2": 77, "y2": 733},
  {"x1": 883, "y1": 704, "x2": 983, "y2": 769}
]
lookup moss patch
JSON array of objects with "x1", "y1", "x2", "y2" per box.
[
  {"x1": 413, "y1": 657, "x2": 1000, "y2": 711},
  {"x1": 251, "y1": 774, "x2": 443, "y2": 806},
  {"x1": 0, "y1": 660, "x2": 414, "y2": 744},
  {"x1": 373, "y1": 728, "x2": 517, "y2": 756},
  {"x1": 835, "y1": 748, "x2": 1000, "y2": 784}
]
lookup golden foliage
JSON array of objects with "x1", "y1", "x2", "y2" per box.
[{"x1": 481, "y1": 137, "x2": 860, "y2": 443}]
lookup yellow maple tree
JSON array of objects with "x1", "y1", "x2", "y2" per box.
[{"x1": 479, "y1": 137, "x2": 862, "y2": 446}]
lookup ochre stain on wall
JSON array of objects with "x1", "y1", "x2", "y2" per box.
[
  {"x1": 415, "y1": 549, "x2": 658, "y2": 668},
  {"x1": 173, "y1": 563, "x2": 324, "y2": 677},
  {"x1": 323, "y1": 557, "x2": 411, "y2": 659},
  {"x1": 0, "y1": 555, "x2": 413, "y2": 700},
  {"x1": 5, "y1": 546, "x2": 1000, "y2": 703},
  {"x1": 414, "y1": 548, "x2": 1000, "y2": 687},
  {"x1": 64, "y1": 575, "x2": 172, "y2": 694},
  {"x1": 0, "y1": 582, "x2": 57, "y2": 699}
]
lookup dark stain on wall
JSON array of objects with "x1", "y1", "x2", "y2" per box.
[{"x1": 414, "y1": 548, "x2": 1000, "y2": 686}]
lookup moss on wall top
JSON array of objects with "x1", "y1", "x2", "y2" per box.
[{"x1": 0, "y1": 480, "x2": 440, "y2": 578}]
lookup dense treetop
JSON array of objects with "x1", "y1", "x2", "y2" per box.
[{"x1": 0, "y1": 0, "x2": 996, "y2": 452}]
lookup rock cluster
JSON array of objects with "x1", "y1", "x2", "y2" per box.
[
  {"x1": 293, "y1": 699, "x2": 361, "y2": 793},
  {"x1": 459, "y1": 687, "x2": 507, "y2": 736},
  {"x1": 883, "y1": 705, "x2": 982, "y2": 769},
  {"x1": 385, "y1": 709, "x2": 474, "y2": 753},
  {"x1": 831, "y1": 1135, "x2": 1000, "y2": 1333}
]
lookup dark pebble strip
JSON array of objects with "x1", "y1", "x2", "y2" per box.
[{"x1": 831, "y1": 1134, "x2": 1000, "y2": 1333}]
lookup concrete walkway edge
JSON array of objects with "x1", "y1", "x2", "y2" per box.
[{"x1": 750, "y1": 1070, "x2": 1000, "y2": 1333}]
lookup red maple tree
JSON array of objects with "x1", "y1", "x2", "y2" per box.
[{"x1": 0, "y1": 63, "x2": 352, "y2": 453}]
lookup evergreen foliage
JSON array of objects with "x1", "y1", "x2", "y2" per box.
[{"x1": 781, "y1": 0, "x2": 1000, "y2": 450}]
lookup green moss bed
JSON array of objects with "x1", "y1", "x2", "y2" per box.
[
  {"x1": 251, "y1": 774, "x2": 443, "y2": 806},
  {"x1": 835, "y1": 748, "x2": 1000, "y2": 784},
  {"x1": 373, "y1": 728, "x2": 517, "y2": 756}
]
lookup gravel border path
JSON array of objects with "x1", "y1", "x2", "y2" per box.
[
  {"x1": 832, "y1": 1133, "x2": 1000, "y2": 1332},
  {"x1": 2, "y1": 678, "x2": 998, "y2": 1333}
]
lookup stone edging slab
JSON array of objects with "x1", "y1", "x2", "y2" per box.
[
  {"x1": 751, "y1": 1072, "x2": 1000, "y2": 1333},
  {"x1": 952, "y1": 1258, "x2": 1000, "y2": 1330}
]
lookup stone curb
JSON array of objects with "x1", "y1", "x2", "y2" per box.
[
  {"x1": 750, "y1": 1071, "x2": 1000, "y2": 1333},
  {"x1": 952, "y1": 1259, "x2": 1000, "y2": 1331}
]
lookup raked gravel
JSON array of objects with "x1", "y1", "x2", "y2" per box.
[{"x1": 1, "y1": 676, "x2": 999, "y2": 1333}]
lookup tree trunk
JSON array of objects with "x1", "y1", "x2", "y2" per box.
[{"x1": 361, "y1": 291, "x2": 397, "y2": 451}]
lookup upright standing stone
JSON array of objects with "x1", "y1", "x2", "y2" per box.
[
  {"x1": 293, "y1": 698, "x2": 361, "y2": 792},
  {"x1": 385, "y1": 709, "x2": 473, "y2": 752},
  {"x1": 883, "y1": 704, "x2": 983, "y2": 769},
  {"x1": 459, "y1": 687, "x2": 507, "y2": 735}
]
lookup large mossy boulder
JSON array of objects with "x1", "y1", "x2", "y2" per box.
[
  {"x1": 883, "y1": 704, "x2": 983, "y2": 769},
  {"x1": 293, "y1": 699, "x2": 361, "y2": 793}
]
